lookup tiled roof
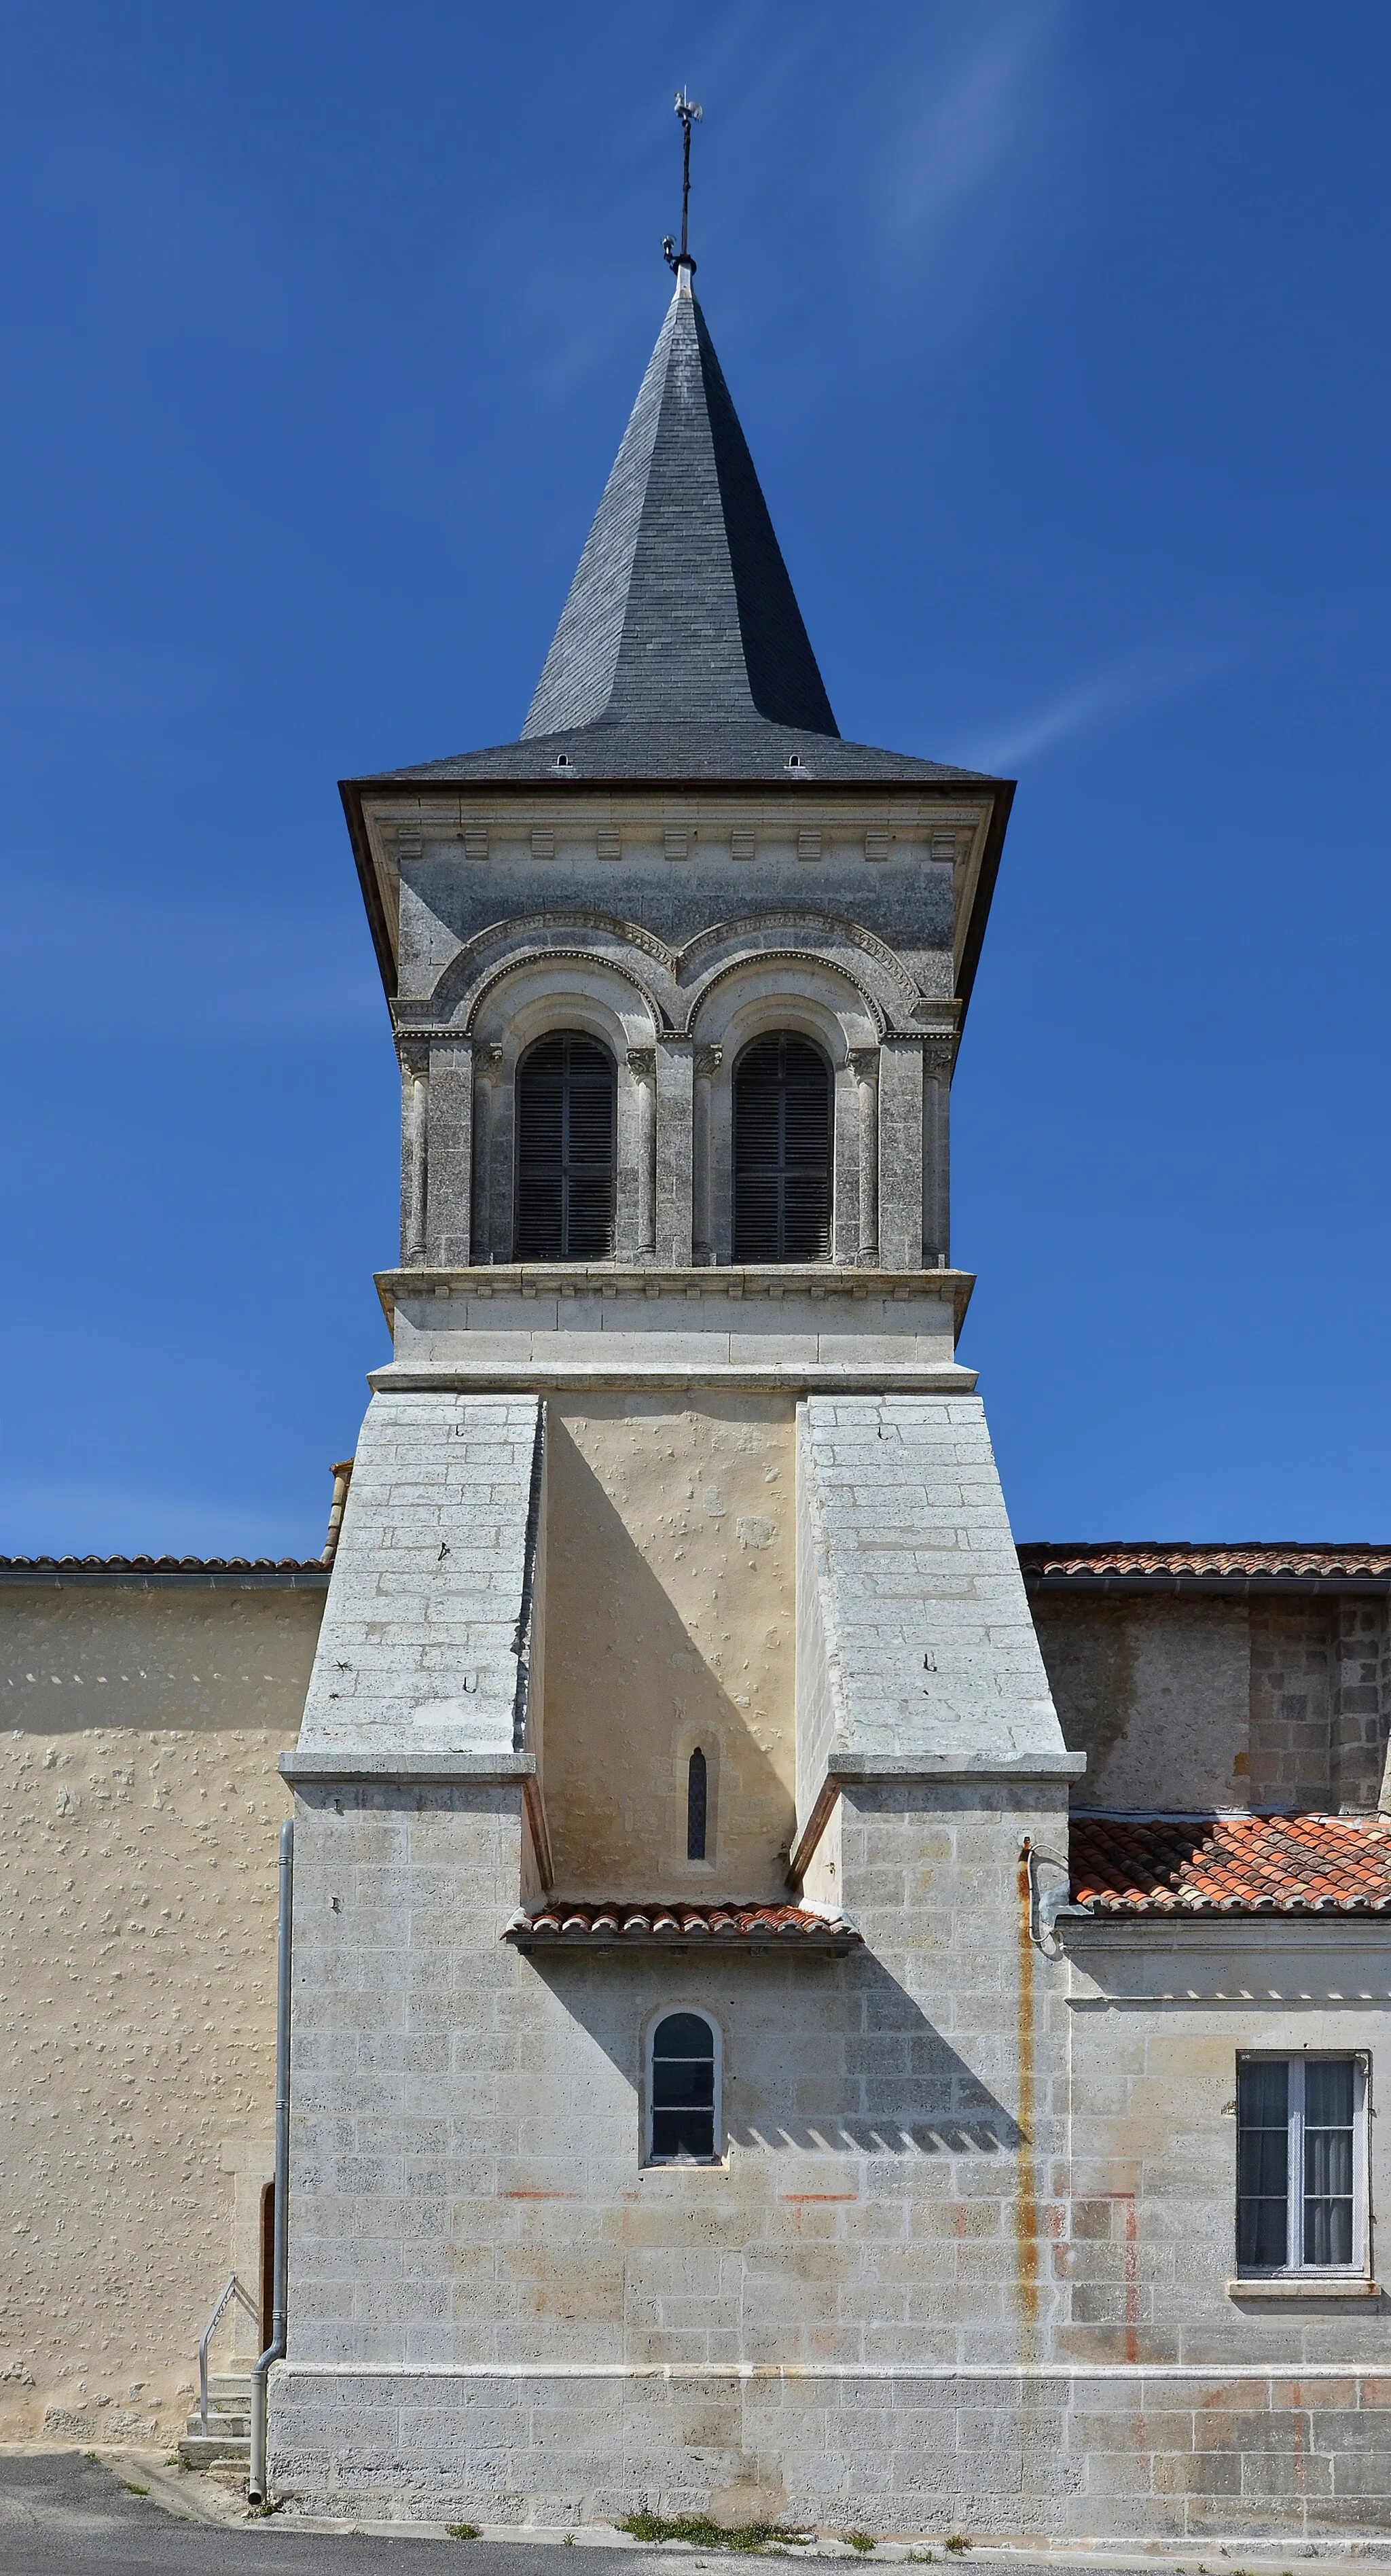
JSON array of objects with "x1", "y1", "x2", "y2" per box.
[
  {"x1": 1020, "y1": 1542, "x2": 1391, "y2": 1581},
  {"x1": 1071, "y1": 1813, "x2": 1391, "y2": 1915},
  {"x1": 0, "y1": 1554, "x2": 328, "y2": 1580},
  {"x1": 505, "y1": 1901, "x2": 861, "y2": 1948}
]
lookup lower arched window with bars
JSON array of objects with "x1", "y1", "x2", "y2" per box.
[
  {"x1": 513, "y1": 1032, "x2": 617, "y2": 1259},
  {"x1": 731, "y1": 1031, "x2": 833, "y2": 1262}
]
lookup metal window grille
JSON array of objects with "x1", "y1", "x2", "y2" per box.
[
  {"x1": 514, "y1": 1034, "x2": 616, "y2": 1259},
  {"x1": 732, "y1": 1032, "x2": 832, "y2": 1262}
]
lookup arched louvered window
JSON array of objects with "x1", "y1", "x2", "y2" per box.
[
  {"x1": 732, "y1": 1033, "x2": 833, "y2": 1262},
  {"x1": 515, "y1": 1033, "x2": 617, "y2": 1259}
]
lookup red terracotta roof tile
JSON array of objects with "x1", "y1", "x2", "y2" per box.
[
  {"x1": 505, "y1": 1901, "x2": 861, "y2": 1947},
  {"x1": 1020, "y1": 1542, "x2": 1391, "y2": 1580},
  {"x1": 1070, "y1": 1812, "x2": 1391, "y2": 1916},
  {"x1": 0, "y1": 1554, "x2": 327, "y2": 1577}
]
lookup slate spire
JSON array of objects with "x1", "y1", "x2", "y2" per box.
[{"x1": 522, "y1": 269, "x2": 839, "y2": 742}]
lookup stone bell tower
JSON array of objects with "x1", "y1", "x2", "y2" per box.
[{"x1": 272, "y1": 242, "x2": 1083, "y2": 2527}]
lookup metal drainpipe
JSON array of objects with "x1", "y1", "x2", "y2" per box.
[{"x1": 249, "y1": 1819, "x2": 293, "y2": 2505}]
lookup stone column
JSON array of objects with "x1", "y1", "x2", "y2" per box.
[
  {"x1": 655, "y1": 1036, "x2": 694, "y2": 1268},
  {"x1": 692, "y1": 1045, "x2": 722, "y2": 1265},
  {"x1": 426, "y1": 1035, "x2": 473, "y2": 1266},
  {"x1": 877, "y1": 1034, "x2": 926, "y2": 1271},
  {"x1": 470, "y1": 1043, "x2": 503, "y2": 1264},
  {"x1": 626, "y1": 1050, "x2": 657, "y2": 1261},
  {"x1": 399, "y1": 1043, "x2": 429, "y2": 1266},
  {"x1": 831, "y1": 1062, "x2": 861, "y2": 1262},
  {"x1": 849, "y1": 1048, "x2": 880, "y2": 1266},
  {"x1": 922, "y1": 1033, "x2": 954, "y2": 1266}
]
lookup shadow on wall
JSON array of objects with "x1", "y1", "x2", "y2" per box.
[
  {"x1": 541, "y1": 1406, "x2": 797, "y2": 1899},
  {"x1": 519, "y1": 1948, "x2": 1024, "y2": 2160}
]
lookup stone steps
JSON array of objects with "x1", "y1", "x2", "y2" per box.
[{"x1": 177, "y1": 2374, "x2": 254, "y2": 2470}]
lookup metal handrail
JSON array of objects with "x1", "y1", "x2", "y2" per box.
[{"x1": 197, "y1": 2272, "x2": 259, "y2": 2434}]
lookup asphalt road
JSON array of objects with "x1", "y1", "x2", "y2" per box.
[{"x1": 0, "y1": 2456, "x2": 712, "y2": 2576}]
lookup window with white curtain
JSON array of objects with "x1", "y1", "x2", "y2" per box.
[{"x1": 1236, "y1": 2055, "x2": 1366, "y2": 2274}]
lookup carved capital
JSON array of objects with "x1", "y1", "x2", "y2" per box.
[
  {"x1": 848, "y1": 1047, "x2": 880, "y2": 1084},
  {"x1": 693, "y1": 1044, "x2": 723, "y2": 1082},
  {"x1": 475, "y1": 1041, "x2": 505, "y2": 1082},
  {"x1": 398, "y1": 1039, "x2": 430, "y2": 1081},
  {"x1": 626, "y1": 1048, "x2": 657, "y2": 1082},
  {"x1": 920, "y1": 1036, "x2": 956, "y2": 1079}
]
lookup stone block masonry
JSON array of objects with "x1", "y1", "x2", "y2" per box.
[
  {"x1": 797, "y1": 1395, "x2": 1071, "y2": 1784},
  {"x1": 293, "y1": 1392, "x2": 545, "y2": 1764}
]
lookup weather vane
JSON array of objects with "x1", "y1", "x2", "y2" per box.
[{"x1": 662, "y1": 88, "x2": 703, "y2": 275}]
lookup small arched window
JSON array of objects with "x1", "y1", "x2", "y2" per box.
[
  {"x1": 647, "y1": 2010, "x2": 720, "y2": 2164},
  {"x1": 514, "y1": 1033, "x2": 617, "y2": 1259},
  {"x1": 686, "y1": 1748, "x2": 708, "y2": 1860},
  {"x1": 732, "y1": 1033, "x2": 832, "y2": 1262}
]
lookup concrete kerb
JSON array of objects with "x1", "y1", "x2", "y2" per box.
[{"x1": 64, "y1": 2458, "x2": 1391, "y2": 2566}]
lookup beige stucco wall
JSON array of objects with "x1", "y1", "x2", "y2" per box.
[
  {"x1": 540, "y1": 1395, "x2": 797, "y2": 1899},
  {"x1": 0, "y1": 1580, "x2": 322, "y2": 2439}
]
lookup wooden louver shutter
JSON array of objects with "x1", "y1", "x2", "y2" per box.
[
  {"x1": 515, "y1": 1034, "x2": 616, "y2": 1259},
  {"x1": 732, "y1": 1033, "x2": 832, "y2": 1262}
]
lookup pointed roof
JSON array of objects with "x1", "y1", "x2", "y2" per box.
[
  {"x1": 522, "y1": 272, "x2": 837, "y2": 740},
  {"x1": 347, "y1": 271, "x2": 1002, "y2": 788}
]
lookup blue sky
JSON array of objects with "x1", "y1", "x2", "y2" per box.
[{"x1": 1, "y1": 1, "x2": 1387, "y2": 1558}]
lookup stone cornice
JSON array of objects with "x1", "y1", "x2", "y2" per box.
[{"x1": 375, "y1": 1262, "x2": 975, "y2": 1334}]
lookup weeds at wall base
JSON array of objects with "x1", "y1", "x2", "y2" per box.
[{"x1": 620, "y1": 2512, "x2": 816, "y2": 2553}]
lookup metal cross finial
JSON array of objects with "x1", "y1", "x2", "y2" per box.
[{"x1": 664, "y1": 87, "x2": 702, "y2": 274}]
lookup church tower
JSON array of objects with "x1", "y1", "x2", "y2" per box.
[{"x1": 273, "y1": 222, "x2": 1082, "y2": 2524}]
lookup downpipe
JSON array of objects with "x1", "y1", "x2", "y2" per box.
[{"x1": 249, "y1": 1819, "x2": 293, "y2": 2506}]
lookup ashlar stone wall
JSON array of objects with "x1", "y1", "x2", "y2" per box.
[{"x1": 1032, "y1": 1592, "x2": 1391, "y2": 1815}]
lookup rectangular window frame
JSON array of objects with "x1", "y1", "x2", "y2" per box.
[{"x1": 1235, "y1": 2051, "x2": 1370, "y2": 2280}]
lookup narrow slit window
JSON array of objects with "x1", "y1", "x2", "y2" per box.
[
  {"x1": 515, "y1": 1033, "x2": 617, "y2": 1259},
  {"x1": 732, "y1": 1032, "x2": 832, "y2": 1262},
  {"x1": 648, "y1": 2011, "x2": 719, "y2": 2163},
  {"x1": 1237, "y1": 2055, "x2": 1362, "y2": 2274},
  {"x1": 687, "y1": 1748, "x2": 708, "y2": 1860}
]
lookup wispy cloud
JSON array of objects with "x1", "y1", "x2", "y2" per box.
[
  {"x1": 876, "y1": 4, "x2": 1062, "y2": 256},
  {"x1": 960, "y1": 643, "x2": 1232, "y2": 772}
]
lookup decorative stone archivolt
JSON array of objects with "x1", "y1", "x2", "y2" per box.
[
  {"x1": 427, "y1": 910, "x2": 677, "y2": 1032},
  {"x1": 687, "y1": 948, "x2": 886, "y2": 1043},
  {"x1": 420, "y1": 906, "x2": 927, "y2": 1041},
  {"x1": 674, "y1": 909, "x2": 923, "y2": 1030}
]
